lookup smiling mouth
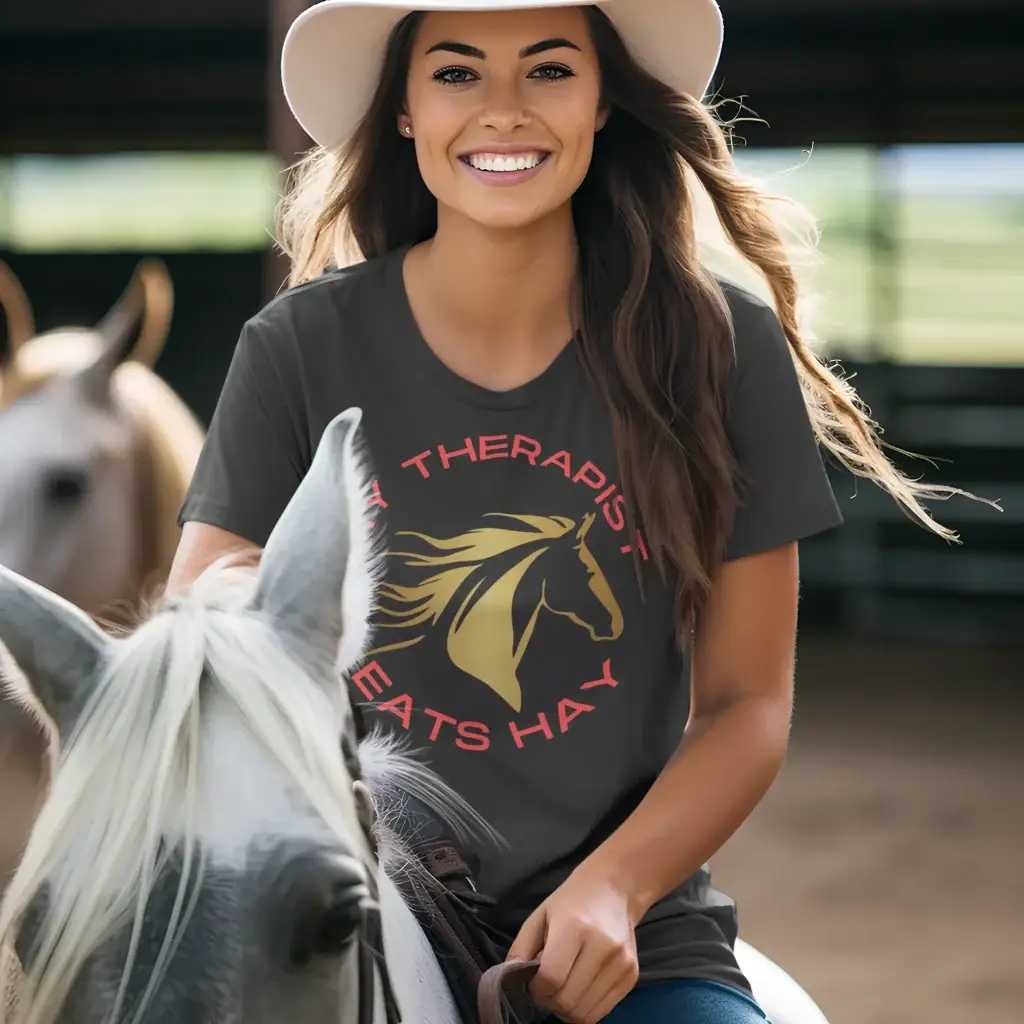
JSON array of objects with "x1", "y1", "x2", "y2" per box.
[{"x1": 459, "y1": 151, "x2": 551, "y2": 173}]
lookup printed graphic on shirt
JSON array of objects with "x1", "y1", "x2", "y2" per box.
[
  {"x1": 350, "y1": 430, "x2": 650, "y2": 756},
  {"x1": 368, "y1": 512, "x2": 623, "y2": 711}
]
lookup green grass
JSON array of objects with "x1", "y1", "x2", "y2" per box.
[
  {"x1": 2, "y1": 146, "x2": 1022, "y2": 366},
  {"x1": 2, "y1": 154, "x2": 282, "y2": 252},
  {"x1": 722, "y1": 146, "x2": 1024, "y2": 366}
]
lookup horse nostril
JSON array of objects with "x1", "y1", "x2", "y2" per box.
[{"x1": 44, "y1": 468, "x2": 90, "y2": 505}]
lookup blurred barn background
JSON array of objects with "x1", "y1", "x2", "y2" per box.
[{"x1": 1, "y1": 1, "x2": 1021, "y2": 1021}]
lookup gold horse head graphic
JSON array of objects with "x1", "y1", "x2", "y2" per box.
[{"x1": 370, "y1": 513, "x2": 623, "y2": 711}]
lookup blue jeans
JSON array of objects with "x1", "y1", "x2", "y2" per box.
[{"x1": 598, "y1": 979, "x2": 768, "y2": 1023}]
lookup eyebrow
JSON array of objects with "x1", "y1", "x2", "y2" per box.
[{"x1": 424, "y1": 38, "x2": 582, "y2": 60}]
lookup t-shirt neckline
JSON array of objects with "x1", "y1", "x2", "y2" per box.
[{"x1": 385, "y1": 244, "x2": 577, "y2": 412}]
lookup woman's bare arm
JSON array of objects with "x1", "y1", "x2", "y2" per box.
[
  {"x1": 165, "y1": 522, "x2": 262, "y2": 595},
  {"x1": 506, "y1": 542, "x2": 799, "y2": 1020},
  {"x1": 574, "y1": 541, "x2": 798, "y2": 914}
]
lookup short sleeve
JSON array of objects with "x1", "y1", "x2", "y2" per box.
[
  {"x1": 177, "y1": 319, "x2": 308, "y2": 547},
  {"x1": 723, "y1": 287, "x2": 843, "y2": 561}
]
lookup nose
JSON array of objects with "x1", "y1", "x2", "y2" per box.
[
  {"x1": 478, "y1": 77, "x2": 531, "y2": 134},
  {"x1": 276, "y1": 849, "x2": 370, "y2": 969},
  {"x1": 43, "y1": 466, "x2": 89, "y2": 506}
]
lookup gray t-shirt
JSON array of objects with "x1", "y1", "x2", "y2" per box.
[{"x1": 179, "y1": 246, "x2": 842, "y2": 996}]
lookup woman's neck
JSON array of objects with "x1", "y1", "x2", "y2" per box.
[{"x1": 403, "y1": 205, "x2": 578, "y2": 390}]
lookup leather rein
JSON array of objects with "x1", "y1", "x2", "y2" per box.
[
  {"x1": 477, "y1": 960, "x2": 543, "y2": 1024},
  {"x1": 347, "y1": 700, "x2": 402, "y2": 1024},
  {"x1": 347, "y1": 703, "x2": 539, "y2": 1024},
  {"x1": 356, "y1": 908, "x2": 540, "y2": 1024},
  {"x1": 355, "y1": 889, "x2": 401, "y2": 1024}
]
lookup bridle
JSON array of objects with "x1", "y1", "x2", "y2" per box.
[
  {"x1": 356, "y1": 889, "x2": 401, "y2": 1024},
  {"x1": 344, "y1": 703, "x2": 540, "y2": 1024},
  {"x1": 345, "y1": 702, "x2": 402, "y2": 1024}
]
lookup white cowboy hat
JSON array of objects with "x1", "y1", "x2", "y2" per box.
[{"x1": 282, "y1": 0, "x2": 724, "y2": 149}]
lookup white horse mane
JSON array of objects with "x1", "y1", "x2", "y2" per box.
[{"x1": 0, "y1": 561, "x2": 493, "y2": 1024}]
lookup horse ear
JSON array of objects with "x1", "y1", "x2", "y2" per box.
[
  {"x1": 0, "y1": 566, "x2": 111, "y2": 734},
  {"x1": 250, "y1": 408, "x2": 372, "y2": 674},
  {"x1": 0, "y1": 260, "x2": 35, "y2": 371},
  {"x1": 123, "y1": 258, "x2": 173, "y2": 369},
  {"x1": 77, "y1": 258, "x2": 174, "y2": 400}
]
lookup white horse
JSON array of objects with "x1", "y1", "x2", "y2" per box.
[
  {"x1": 0, "y1": 409, "x2": 828, "y2": 1023},
  {"x1": 0, "y1": 258, "x2": 204, "y2": 617},
  {"x1": 0, "y1": 259, "x2": 206, "y2": 897}
]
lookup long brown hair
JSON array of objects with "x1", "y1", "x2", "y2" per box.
[{"x1": 277, "y1": 7, "x2": 974, "y2": 640}]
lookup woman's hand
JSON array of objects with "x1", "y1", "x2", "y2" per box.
[{"x1": 506, "y1": 866, "x2": 640, "y2": 1023}]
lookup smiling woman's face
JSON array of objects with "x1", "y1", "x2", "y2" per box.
[{"x1": 402, "y1": 7, "x2": 606, "y2": 231}]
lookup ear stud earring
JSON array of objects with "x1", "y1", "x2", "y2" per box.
[{"x1": 404, "y1": 126, "x2": 412, "y2": 135}]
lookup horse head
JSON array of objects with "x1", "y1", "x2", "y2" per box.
[
  {"x1": 0, "y1": 409, "x2": 418, "y2": 1024},
  {"x1": 0, "y1": 259, "x2": 177, "y2": 616}
]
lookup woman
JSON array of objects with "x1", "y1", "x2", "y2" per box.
[{"x1": 171, "y1": 2, "x2": 954, "y2": 1021}]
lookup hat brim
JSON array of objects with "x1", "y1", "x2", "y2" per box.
[{"x1": 282, "y1": 0, "x2": 723, "y2": 150}]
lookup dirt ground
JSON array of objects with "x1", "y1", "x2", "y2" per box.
[{"x1": 713, "y1": 635, "x2": 1023, "y2": 1024}]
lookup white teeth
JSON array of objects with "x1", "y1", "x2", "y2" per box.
[{"x1": 467, "y1": 152, "x2": 543, "y2": 172}]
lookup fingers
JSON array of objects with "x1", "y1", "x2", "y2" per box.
[
  {"x1": 529, "y1": 919, "x2": 583, "y2": 1008},
  {"x1": 506, "y1": 905, "x2": 548, "y2": 963},
  {"x1": 544, "y1": 936, "x2": 610, "y2": 1014},
  {"x1": 574, "y1": 955, "x2": 638, "y2": 1023},
  {"x1": 532, "y1": 923, "x2": 638, "y2": 1023}
]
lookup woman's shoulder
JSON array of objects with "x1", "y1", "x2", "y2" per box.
[
  {"x1": 714, "y1": 277, "x2": 781, "y2": 338},
  {"x1": 711, "y1": 276, "x2": 792, "y2": 382},
  {"x1": 241, "y1": 250, "x2": 401, "y2": 362}
]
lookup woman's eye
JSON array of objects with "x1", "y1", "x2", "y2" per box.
[
  {"x1": 528, "y1": 63, "x2": 575, "y2": 81},
  {"x1": 434, "y1": 65, "x2": 477, "y2": 86}
]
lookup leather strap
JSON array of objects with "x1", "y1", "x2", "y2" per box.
[
  {"x1": 477, "y1": 960, "x2": 541, "y2": 1024},
  {"x1": 358, "y1": 904, "x2": 402, "y2": 1024}
]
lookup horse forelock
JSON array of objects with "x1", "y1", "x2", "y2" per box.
[
  {"x1": 0, "y1": 330, "x2": 106, "y2": 409},
  {"x1": 0, "y1": 567, "x2": 368, "y2": 1023}
]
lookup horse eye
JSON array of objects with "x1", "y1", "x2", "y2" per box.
[
  {"x1": 310, "y1": 894, "x2": 365, "y2": 959},
  {"x1": 44, "y1": 467, "x2": 89, "y2": 505},
  {"x1": 285, "y1": 853, "x2": 368, "y2": 969}
]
